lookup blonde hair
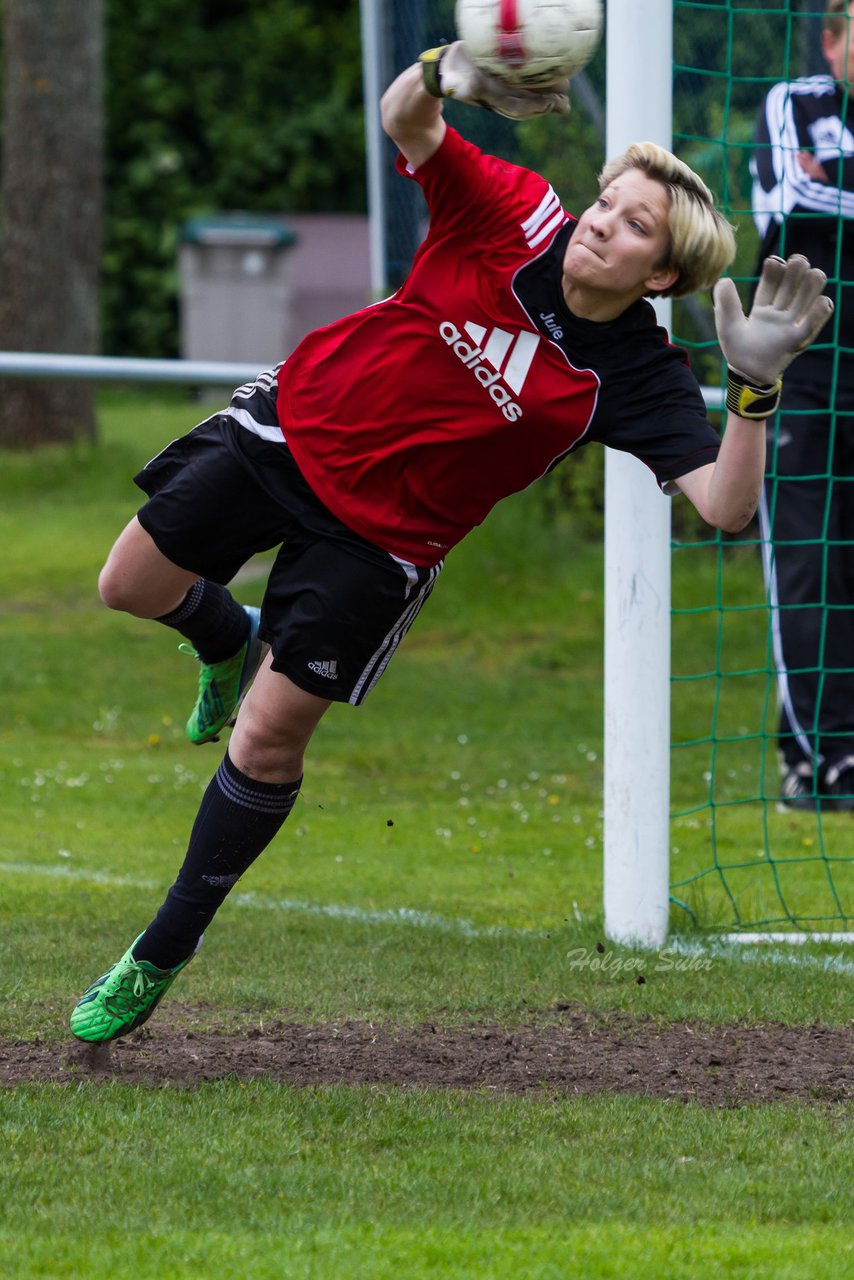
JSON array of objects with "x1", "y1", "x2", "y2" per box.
[{"x1": 599, "y1": 141, "x2": 736, "y2": 299}]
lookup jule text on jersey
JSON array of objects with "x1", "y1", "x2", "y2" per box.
[{"x1": 439, "y1": 319, "x2": 540, "y2": 422}]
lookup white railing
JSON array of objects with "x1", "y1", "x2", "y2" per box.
[
  {"x1": 0, "y1": 350, "x2": 724, "y2": 407},
  {"x1": 0, "y1": 352, "x2": 262, "y2": 386}
]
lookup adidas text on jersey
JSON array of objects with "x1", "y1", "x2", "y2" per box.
[{"x1": 439, "y1": 321, "x2": 539, "y2": 422}]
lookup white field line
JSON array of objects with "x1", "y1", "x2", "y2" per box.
[
  {"x1": 3, "y1": 860, "x2": 853, "y2": 971},
  {"x1": 719, "y1": 931, "x2": 854, "y2": 944},
  {"x1": 229, "y1": 889, "x2": 516, "y2": 938},
  {"x1": 664, "y1": 936, "x2": 854, "y2": 976},
  {"x1": 0, "y1": 861, "x2": 158, "y2": 891},
  {"x1": 0, "y1": 860, "x2": 523, "y2": 939}
]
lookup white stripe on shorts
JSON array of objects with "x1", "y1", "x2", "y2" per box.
[
  {"x1": 389, "y1": 552, "x2": 422, "y2": 600},
  {"x1": 224, "y1": 405, "x2": 284, "y2": 442},
  {"x1": 224, "y1": 364, "x2": 286, "y2": 441},
  {"x1": 231, "y1": 363, "x2": 284, "y2": 400},
  {"x1": 349, "y1": 563, "x2": 442, "y2": 705}
]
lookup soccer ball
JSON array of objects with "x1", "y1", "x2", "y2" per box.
[{"x1": 455, "y1": 0, "x2": 603, "y2": 87}]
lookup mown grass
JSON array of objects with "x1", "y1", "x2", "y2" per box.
[
  {"x1": 1, "y1": 389, "x2": 852, "y2": 1279},
  {"x1": 2, "y1": 1086, "x2": 853, "y2": 1279}
]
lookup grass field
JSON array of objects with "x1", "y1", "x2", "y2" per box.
[{"x1": 1, "y1": 389, "x2": 852, "y2": 1279}]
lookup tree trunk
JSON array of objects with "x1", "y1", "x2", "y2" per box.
[{"x1": 0, "y1": 0, "x2": 103, "y2": 447}]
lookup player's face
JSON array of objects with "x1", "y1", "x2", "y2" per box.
[
  {"x1": 823, "y1": 5, "x2": 854, "y2": 84},
  {"x1": 562, "y1": 169, "x2": 678, "y2": 314}
]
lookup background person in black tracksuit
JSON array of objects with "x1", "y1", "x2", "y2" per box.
[{"x1": 752, "y1": 0, "x2": 854, "y2": 809}]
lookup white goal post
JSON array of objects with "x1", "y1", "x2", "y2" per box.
[{"x1": 603, "y1": 0, "x2": 674, "y2": 947}]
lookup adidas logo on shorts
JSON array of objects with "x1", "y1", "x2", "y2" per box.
[{"x1": 308, "y1": 659, "x2": 339, "y2": 679}]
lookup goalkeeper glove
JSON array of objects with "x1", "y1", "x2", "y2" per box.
[
  {"x1": 419, "y1": 41, "x2": 569, "y2": 119},
  {"x1": 713, "y1": 254, "x2": 833, "y2": 419}
]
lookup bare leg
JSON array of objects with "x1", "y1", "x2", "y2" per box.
[
  {"x1": 98, "y1": 515, "x2": 200, "y2": 618},
  {"x1": 229, "y1": 655, "x2": 332, "y2": 782}
]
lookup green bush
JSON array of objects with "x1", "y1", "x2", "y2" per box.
[{"x1": 104, "y1": 0, "x2": 365, "y2": 355}]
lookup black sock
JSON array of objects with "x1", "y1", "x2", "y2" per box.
[
  {"x1": 133, "y1": 752, "x2": 302, "y2": 970},
  {"x1": 156, "y1": 579, "x2": 249, "y2": 663}
]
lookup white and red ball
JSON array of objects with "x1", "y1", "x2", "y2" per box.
[{"x1": 455, "y1": 0, "x2": 603, "y2": 87}]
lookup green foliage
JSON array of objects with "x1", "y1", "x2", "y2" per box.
[
  {"x1": 539, "y1": 445, "x2": 606, "y2": 542},
  {"x1": 103, "y1": 0, "x2": 365, "y2": 355}
]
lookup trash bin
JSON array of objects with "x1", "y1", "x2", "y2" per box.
[{"x1": 179, "y1": 214, "x2": 298, "y2": 367}]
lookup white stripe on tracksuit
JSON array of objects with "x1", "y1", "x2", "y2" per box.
[
  {"x1": 753, "y1": 77, "x2": 854, "y2": 239},
  {"x1": 757, "y1": 487, "x2": 818, "y2": 765}
]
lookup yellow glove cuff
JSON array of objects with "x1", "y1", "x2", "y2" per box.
[
  {"x1": 419, "y1": 46, "x2": 447, "y2": 98},
  {"x1": 725, "y1": 369, "x2": 783, "y2": 420}
]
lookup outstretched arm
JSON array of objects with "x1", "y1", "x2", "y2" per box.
[
  {"x1": 676, "y1": 426, "x2": 765, "y2": 535},
  {"x1": 381, "y1": 44, "x2": 570, "y2": 171},
  {"x1": 676, "y1": 254, "x2": 833, "y2": 532},
  {"x1": 380, "y1": 64, "x2": 447, "y2": 171}
]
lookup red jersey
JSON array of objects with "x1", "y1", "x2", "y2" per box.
[{"x1": 277, "y1": 127, "x2": 716, "y2": 567}]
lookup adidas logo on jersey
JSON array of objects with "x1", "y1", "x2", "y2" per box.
[
  {"x1": 308, "y1": 658, "x2": 339, "y2": 679},
  {"x1": 439, "y1": 321, "x2": 539, "y2": 422}
]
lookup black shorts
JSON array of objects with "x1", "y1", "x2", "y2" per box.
[{"x1": 135, "y1": 407, "x2": 441, "y2": 705}]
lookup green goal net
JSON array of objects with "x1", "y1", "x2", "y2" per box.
[{"x1": 669, "y1": 0, "x2": 854, "y2": 933}]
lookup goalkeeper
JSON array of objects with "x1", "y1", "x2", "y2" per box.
[{"x1": 71, "y1": 48, "x2": 832, "y2": 1043}]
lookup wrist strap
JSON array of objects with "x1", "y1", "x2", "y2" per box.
[
  {"x1": 725, "y1": 369, "x2": 782, "y2": 420},
  {"x1": 419, "y1": 46, "x2": 447, "y2": 98}
]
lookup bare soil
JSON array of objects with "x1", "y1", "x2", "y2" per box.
[{"x1": 2, "y1": 1008, "x2": 852, "y2": 1104}]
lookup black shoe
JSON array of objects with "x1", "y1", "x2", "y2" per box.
[
  {"x1": 779, "y1": 762, "x2": 818, "y2": 811},
  {"x1": 824, "y1": 756, "x2": 854, "y2": 812}
]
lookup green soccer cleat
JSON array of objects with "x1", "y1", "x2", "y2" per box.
[
  {"x1": 70, "y1": 935, "x2": 201, "y2": 1043},
  {"x1": 183, "y1": 605, "x2": 264, "y2": 745}
]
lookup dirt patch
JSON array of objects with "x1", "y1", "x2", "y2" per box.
[{"x1": 2, "y1": 1010, "x2": 852, "y2": 1104}]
